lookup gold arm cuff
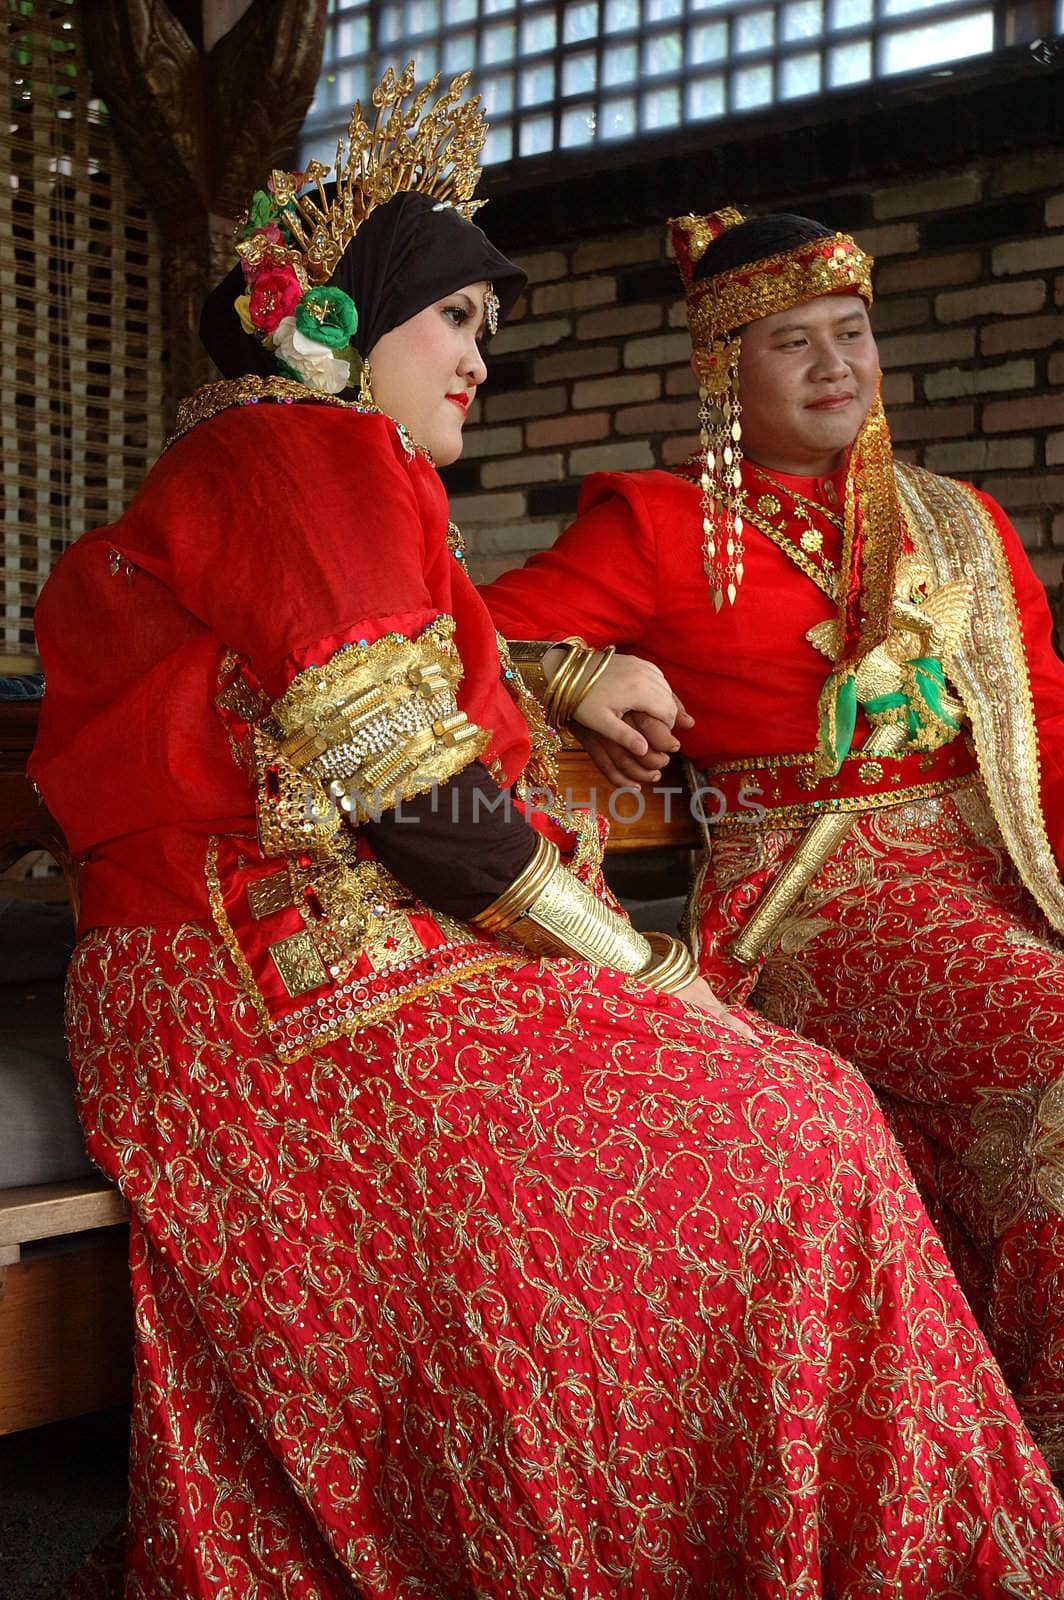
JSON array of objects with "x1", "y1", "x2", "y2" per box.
[
  {"x1": 507, "y1": 640, "x2": 565, "y2": 701},
  {"x1": 270, "y1": 619, "x2": 488, "y2": 821},
  {"x1": 637, "y1": 932, "x2": 698, "y2": 995},
  {"x1": 472, "y1": 834, "x2": 653, "y2": 973}
]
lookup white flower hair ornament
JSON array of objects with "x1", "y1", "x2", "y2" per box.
[{"x1": 272, "y1": 312, "x2": 352, "y2": 395}]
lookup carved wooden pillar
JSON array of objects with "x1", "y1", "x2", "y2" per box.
[{"x1": 80, "y1": 0, "x2": 327, "y2": 424}]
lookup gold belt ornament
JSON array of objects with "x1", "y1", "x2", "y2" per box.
[{"x1": 732, "y1": 554, "x2": 972, "y2": 965}]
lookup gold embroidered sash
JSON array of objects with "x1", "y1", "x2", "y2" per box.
[{"x1": 896, "y1": 461, "x2": 1064, "y2": 934}]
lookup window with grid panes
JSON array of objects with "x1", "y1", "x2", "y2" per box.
[
  {"x1": 2, "y1": 0, "x2": 165, "y2": 668},
  {"x1": 300, "y1": 0, "x2": 1011, "y2": 172}
]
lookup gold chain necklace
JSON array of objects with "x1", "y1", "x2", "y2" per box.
[{"x1": 674, "y1": 454, "x2": 842, "y2": 600}]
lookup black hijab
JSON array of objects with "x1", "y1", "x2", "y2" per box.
[{"x1": 200, "y1": 188, "x2": 527, "y2": 381}]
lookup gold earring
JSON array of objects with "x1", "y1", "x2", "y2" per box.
[{"x1": 357, "y1": 356, "x2": 374, "y2": 406}]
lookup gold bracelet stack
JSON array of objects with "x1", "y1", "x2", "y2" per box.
[
  {"x1": 472, "y1": 834, "x2": 697, "y2": 996},
  {"x1": 638, "y1": 931, "x2": 698, "y2": 995},
  {"x1": 542, "y1": 638, "x2": 616, "y2": 727}
]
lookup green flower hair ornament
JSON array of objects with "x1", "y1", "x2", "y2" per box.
[
  {"x1": 236, "y1": 176, "x2": 360, "y2": 394},
  {"x1": 248, "y1": 189, "x2": 278, "y2": 231},
  {"x1": 295, "y1": 286, "x2": 358, "y2": 350}
]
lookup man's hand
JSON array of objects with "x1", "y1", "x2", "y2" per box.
[{"x1": 576, "y1": 710, "x2": 687, "y2": 786}]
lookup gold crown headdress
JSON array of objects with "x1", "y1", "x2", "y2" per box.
[
  {"x1": 233, "y1": 64, "x2": 494, "y2": 395},
  {"x1": 238, "y1": 63, "x2": 488, "y2": 288},
  {"x1": 679, "y1": 229, "x2": 874, "y2": 353}
]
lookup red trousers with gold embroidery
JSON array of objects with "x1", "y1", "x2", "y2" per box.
[
  {"x1": 66, "y1": 923, "x2": 1064, "y2": 1598},
  {"x1": 693, "y1": 782, "x2": 1064, "y2": 1472}
]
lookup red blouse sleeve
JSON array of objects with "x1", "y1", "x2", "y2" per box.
[
  {"x1": 479, "y1": 472, "x2": 660, "y2": 649},
  {"x1": 123, "y1": 403, "x2": 440, "y2": 701}
]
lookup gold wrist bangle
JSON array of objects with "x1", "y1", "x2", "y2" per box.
[
  {"x1": 471, "y1": 834, "x2": 560, "y2": 934},
  {"x1": 564, "y1": 645, "x2": 615, "y2": 723},
  {"x1": 542, "y1": 641, "x2": 588, "y2": 725},
  {"x1": 552, "y1": 649, "x2": 597, "y2": 725},
  {"x1": 472, "y1": 834, "x2": 653, "y2": 973},
  {"x1": 544, "y1": 640, "x2": 616, "y2": 728},
  {"x1": 636, "y1": 932, "x2": 698, "y2": 995}
]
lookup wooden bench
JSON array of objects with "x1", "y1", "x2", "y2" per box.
[
  {"x1": 0, "y1": 1182, "x2": 132, "y2": 1435},
  {"x1": 0, "y1": 699, "x2": 132, "y2": 1435},
  {"x1": 0, "y1": 704, "x2": 698, "y2": 1437}
]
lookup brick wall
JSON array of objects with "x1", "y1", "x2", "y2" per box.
[{"x1": 452, "y1": 149, "x2": 1064, "y2": 593}]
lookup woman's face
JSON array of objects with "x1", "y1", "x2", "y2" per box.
[{"x1": 368, "y1": 282, "x2": 490, "y2": 465}]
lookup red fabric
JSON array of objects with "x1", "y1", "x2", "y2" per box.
[
  {"x1": 67, "y1": 926, "x2": 1064, "y2": 1596},
  {"x1": 692, "y1": 792, "x2": 1064, "y2": 1458},
  {"x1": 31, "y1": 402, "x2": 1064, "y2": 1591},
  {"x1": 31, "y1": 404, "x2": 530, "y2": 930},
  {"x1": 482, "y1": 461, "x2": 1064, "y2": 1464},
  {"x1": 482, "y1": 463, "x2": 1064, "y2": 871}
]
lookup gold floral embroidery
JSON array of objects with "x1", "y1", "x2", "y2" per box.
[
  {"x1": 691, "y1": 787, "x2": 1064, "y2": 1465},
  {"x1": 992, "y1": 1508, "x2": 1064, "y2": 1599},
  {"x1": 65, "y1": 923, "x2": 1064, "y2": 1592},
  {"x1": 966, "y1": 1077, "x2": 1064, "y2": 1232}
]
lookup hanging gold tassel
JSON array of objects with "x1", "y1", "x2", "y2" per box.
[{"x1": 695, "y1": 337, "x2": 745, "y2": 609}]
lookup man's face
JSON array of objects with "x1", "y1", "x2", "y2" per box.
[{"x1": 734, "y1": 294, "x2": 879, "y2": 477}]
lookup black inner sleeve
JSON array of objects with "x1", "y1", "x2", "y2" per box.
[{"x1": 363, "y1": 760, "x2": 540, "y2": 920}]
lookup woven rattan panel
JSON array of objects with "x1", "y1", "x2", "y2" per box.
[{"x1": 1, "y1": 0, "x2": 165, "y2": 669}]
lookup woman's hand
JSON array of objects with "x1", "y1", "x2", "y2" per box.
[
  {"x1": 673, "y1": 975, "x2": 758, "y2": 1041},
  {"x1": 544, "y1": 650, "x2": 693, "y2": 784}
]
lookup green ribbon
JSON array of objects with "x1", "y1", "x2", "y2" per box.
[
  {"x1": 865, "y1": 655, "x2": 960, "y2": 743},
  {"x1": 816, "y1": 655, "x2": 959, "y2": 775},
  {"x1": 816, "y1": 668, "x2": 858, "y2": 776}
]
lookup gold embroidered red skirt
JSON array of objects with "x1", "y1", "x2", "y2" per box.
[
  {"x1": 65, "y1": 925, "x2": 1064, "y2": 1596},
  {"x1": 692, "y1": 782, "x2": 1064, "y2": 1469}
]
